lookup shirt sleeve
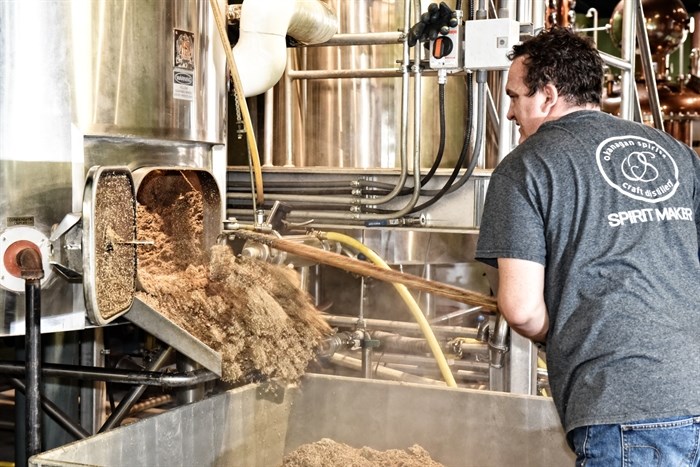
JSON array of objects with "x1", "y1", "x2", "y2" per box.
[
  {"x1": 693, "y1": 150, "x2": 700, "y2": 259},
  {"x1": 475, "y1": 171, "x2": 547, "y2": 268}
]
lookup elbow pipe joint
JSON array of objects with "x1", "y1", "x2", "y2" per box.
[
  {"x1": 232, "y1": 0, "x2": 338, "y2": 97},
  {"x1": 488, "y1": 314, "x2": 510, "y2": 369},
  {"x1": 17, "y1": 247, "x2": 44, "y2": 281}
]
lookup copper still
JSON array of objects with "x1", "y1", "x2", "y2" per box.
[
  {"x1": 602, "y1": 0, "x2": 700, "y2": 149},
  {"x1": 546, "y1": 0, "x2": 577, "y2": 29}
]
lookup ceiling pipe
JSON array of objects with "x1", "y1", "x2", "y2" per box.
[{"x1": 232, "y1": 0, "x2": 338, "y2": 97}]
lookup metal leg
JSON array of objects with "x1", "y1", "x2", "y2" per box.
[{"x1": 7, "y1": 378, "x2": 89, "y2": 440}]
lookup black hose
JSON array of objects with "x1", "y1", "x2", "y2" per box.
[
  {"x1": 345, "y1": 81, "x2": 448, "y2": 198},
  {"x1": 407, "y1": 73, "x2": 476, "y2": 213},
  {"x1": 415, "y1": 81, "x2": 447, "y2": 189},
  {"x1": 365, "y1": 73, "x2": 475, "y2": 215}
]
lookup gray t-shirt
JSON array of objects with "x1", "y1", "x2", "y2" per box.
[{"x1": 475, "y1": 110, "x2": 700, "y2": 433}]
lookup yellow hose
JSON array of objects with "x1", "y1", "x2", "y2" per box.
[
  {"x1": 209, "y1": 0, "x2": 265, "y2": 205},
  {"x1": 538, "y1": 356, "x2": 549, "y2": 397},
  {"x1": 321, "y1": 231, "x2": 457, "y2": 388}
]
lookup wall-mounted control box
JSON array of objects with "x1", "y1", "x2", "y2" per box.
[
  {"x1": 429, "y1": 25, "x2": 463, "y2": 70},
  {"x1": 463, "y1": 18, "x2": 520, "y2": 71}
]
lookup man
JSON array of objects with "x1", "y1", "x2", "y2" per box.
[{"x1": 475, "y1": 27, "x2": 700, "y2": 465}]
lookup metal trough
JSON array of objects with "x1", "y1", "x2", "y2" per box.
[{"x1": 30, "y1": 374, "x2": 575, "y2": 467}]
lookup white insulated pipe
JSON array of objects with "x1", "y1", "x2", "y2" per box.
[{"x1": 232, "y1": 0, "x2": 337, "y2": 97}]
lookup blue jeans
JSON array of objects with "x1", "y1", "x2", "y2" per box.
[{"x1": 569, "y1": 416, "x2": 700, "y2": 466}]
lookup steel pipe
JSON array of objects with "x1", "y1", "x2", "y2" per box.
[
  {"x1": 380, "y1": 364, "x2": 490, "y2": 382},
  {"x1": 324, "y1": 315, "x2": 480, "y2": 339},
  {"x1": 599, "y1": 50, "x2": 633, "y2": 71},
  {"x1": 287, "y1": 68, "x2": 402, "y2": 80},
  {"x1": 0, "y1": 361, "x2": 219, "y2": 387},
  {"x1": 17, "y1": 246, "x2": 45, "y2": 458},
  {"x1": 305, "y1": 32, "x2": 405, "y2": 47},
  {"x1": 24, "y1": 279, "x2": 41, "y2": 457},
  {"x1": 327, "y1": 353, "x2": 446, "y2": 386},
  {"x1": 373, "y1": 352, "x2": 490, "y2": 373}
]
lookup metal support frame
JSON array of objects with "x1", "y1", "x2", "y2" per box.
[
  {"x1": 615, "y1": 0, "x2": 664, "y2": 128},
  {"x1": 6, "y1": 377, "x2": 89, "y2": 441},
  {"x1": 0, "y1": 361, "x2": 219, "y2": 387},
  {"x1": 99, "y1": 347, "x2": 176, "y2": 433},
  {"x1": 634, "y1": 0, "x2": 664, "y2": 130},
  {"x1": 620, "y1": 0, "x2": 637, "y2": 121},
  {"x1": 1, "y1": 354, "x2": 220, "y2": 452}
]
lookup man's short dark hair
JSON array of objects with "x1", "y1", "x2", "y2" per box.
[{"x1": 508, "y1": 27, "x2": 604, "y2": 106}]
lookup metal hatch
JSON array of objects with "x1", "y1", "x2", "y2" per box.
[{"x1": 82, "y1": 166, "x2": 137, "y2": 326}]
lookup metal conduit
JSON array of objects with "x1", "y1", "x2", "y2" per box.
[{"x1": 264, "y1": 0, "x2": 443, "y2": 220}]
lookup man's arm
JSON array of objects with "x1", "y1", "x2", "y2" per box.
[{"x1": 496, "y1": 258, "x2": 549, "y2": 343}]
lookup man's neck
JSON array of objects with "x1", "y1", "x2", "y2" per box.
[{"x1": 547, "y1": 103, "x2": 599, "y2": 123}]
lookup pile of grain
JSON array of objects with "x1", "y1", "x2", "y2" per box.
[
  {"x1": 281, "y1": 438, "x2": 445, "y2": 467},
  {"x1": 135, "y1": 172, "x2": 330, "y2": 383}
]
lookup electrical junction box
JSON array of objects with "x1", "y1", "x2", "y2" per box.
[
  {"x1": 429, "y1": 25, "x2": 463, "y2": 70},
  {"x1": 463, "y1": 18, "x2": 520, "y2": 70}
]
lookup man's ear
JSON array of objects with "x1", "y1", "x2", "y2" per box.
[{"x1": 541, "y1": 83, "x2": 559, "y2": 113}]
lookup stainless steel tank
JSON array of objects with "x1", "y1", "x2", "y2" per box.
[
  {"x1": 0, "y1": 0, "x2": 228, "y2": 336},
  {"x1": 270, "y1": 0, "x2": 468, "y2": 169}
]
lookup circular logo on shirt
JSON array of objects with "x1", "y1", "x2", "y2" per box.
[{"x1": 596, "y1": 136, "x2": 679, "y2": 203}]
